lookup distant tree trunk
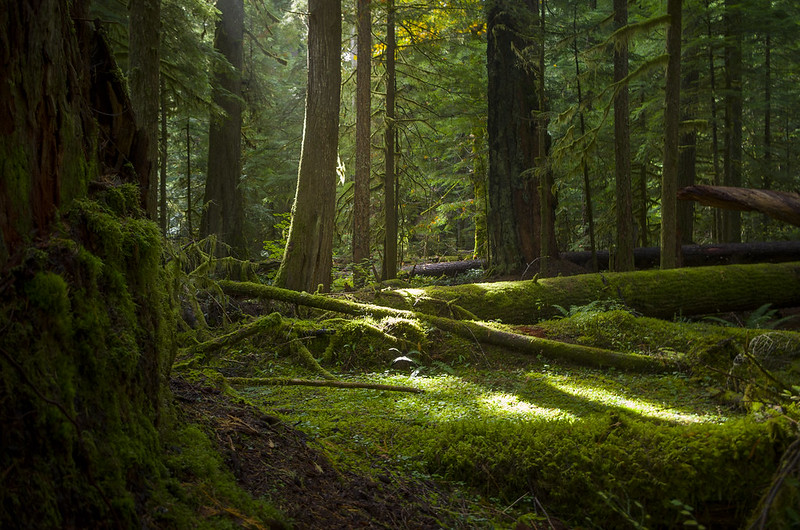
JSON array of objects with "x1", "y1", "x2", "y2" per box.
[
  {"x1": 275, "y1": 0, "x2": 342, "y2": 292},
  {"x1": 678, "y1": 60, "x2": 698, "y2": 246},
  {"x1": 638, "y1": 160, "x2": 649, "y2": 247},
  {"x1": 128, "y1": 0, "x2": 160, "y2": 219},
  {"x1": 660, "y1": 0, "x2": 681, "y2": 269},
  {"x1": 763, "y1": 34, "x2": 772, "y2": 190},
  {"x1": 382, "y1": 0, "x2": 398, "y2": 281},
  {"x1": 486, "y1": 0, "x2": 553, "y2": 274},
  {"x1": 353, "y1": 0, "x2": 372, "y2": 285},
  {"x1": 613, "y1": 0, "x2": 634, "y2": 271},
  {"x1": 574, "y1": 7, "x2": 597, "y2": 271},
  {"x1": 186, "y1": 120, "x2": 193, "y2": 236},
  {"x1": 201, "y1": 0, "x2": 246, "y2": 256},
  {"x1": 722, "y1": 0, "x2": 742, "y2": 243},
  {"x1": 160, "y1": 78, "x2": 168, "y2": 236},
  {"x1": 471, "y1": 128, "x2": 489, "y2": 259},
  {"x1": 537, "y1": 0, "x2": 554, "y2": 275},
  {"x1": 706, "y1": 0, "x2": 722, "y2": 241}
]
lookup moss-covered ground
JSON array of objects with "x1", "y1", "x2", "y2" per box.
[{"x1": 190, "y1": 300, "x2": 800, "y2": 529}]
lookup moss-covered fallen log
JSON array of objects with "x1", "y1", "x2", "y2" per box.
[
  {"x1": 219, "y1": 281, "x2": 675, "y2": 372},
  {"x1": 374, "y1": 262, "x2": 800, "y2": 324},
  {"x1": 226, "y1": 377, "x2": 423, "y2": 393}
]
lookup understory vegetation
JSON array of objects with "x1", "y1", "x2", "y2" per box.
[{"x1": 172, "y1": 262, "x2": 800, "y2": 529}]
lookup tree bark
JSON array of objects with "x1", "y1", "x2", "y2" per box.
[
  {"x1": 376, "y1": 262, "x2": 800, "y2": 324},
  {"x1": 201, "y1": 0, "x2": 246, "y2": 256},
  {"x1": 275, "y1": 0, "x2": 342, "y2": 291},
  {"x1": 678, "y1": 185, "x2": 800, "y2": 226},
  {"x1": 353, "y1": 0, "x2": 372, "y2": 285},
  {"x1": 382, "y1": 0, "x2": 398, "y2": 280},
  {"x1": 613, "y1": 0, "x2": 634, "y2": 271},
  {"x1": 486, "y1": 0, "x2": 554, "y2": 274},
  {"x1": 128, "y1": 0, "x2": 161, "y2": 220},
  {"x1": 722, "y1": 0, "x2": 743, "y2": 242},
  {"x1": 660, "y1": 0, "x2": 682, "y2": 269}
]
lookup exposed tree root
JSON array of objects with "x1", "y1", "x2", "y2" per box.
[{"x1": 226, "y1": 377, "x2": 423, "y2": 393}]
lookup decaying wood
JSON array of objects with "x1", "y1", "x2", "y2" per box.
[
  {"x1": 678, "y1": 185, "x2": 800, "y2": 226},
  {"x1": 226, "y1": 377, "x2": 423, "y2": 393},
  {"x1": 377, "y1": 262, "x2": 800, "y2": 324},
  {"x1": 219, "y1": 280, "x2": 675, "y2": 372}
]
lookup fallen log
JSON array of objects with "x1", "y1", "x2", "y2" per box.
[
  {"x1": 219, "y1": 280, "x2": 675, "y2": 372},
  {"x1": 678, "y1": 185, "x2": 800, "y2": 226},
  {"x1": 375, "y1": 262, "x2": 800, "y2": 324},
  {"x1": 226, "y1": 377, "x2": 424, "y2": 393}
]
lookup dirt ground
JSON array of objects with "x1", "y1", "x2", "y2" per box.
[{"x1": 171, "y1": 376, "x2": 512, "y2": 529}]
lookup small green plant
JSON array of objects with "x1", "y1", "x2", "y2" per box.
[
  {"x1": 262, "y1": 212, "x2": 292, "y2": 261},
  {"x1": 553, "y1": 299, "x2": 633, "y2": 319},
  {"x1": 704, "y1": 304, "x2": 797, "y2": 329}
]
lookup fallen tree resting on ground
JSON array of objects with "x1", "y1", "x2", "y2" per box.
[
  {"x1": 678, "y1": 184, "x2": 800, "y2": 226},
  {"x1": 226, "y1": 377, "x2": 424, "y2": 393},
  {"x1": 218, "y1": 280, "x2": 675, "y2": 372},
  {"x1": 376, "y1": 261, "x2": 800, "y2": 324}
]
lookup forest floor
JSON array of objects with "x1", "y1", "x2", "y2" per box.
[{"x1": 170, "y1": 373, "x2": 548, "y2": 529}]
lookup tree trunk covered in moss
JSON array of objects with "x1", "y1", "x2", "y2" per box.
[
  {"x1": 0, "y1": 3, "x2": 174, "y2": 526},
  {"x1": 200, "y1": 0, "x2": 246, "y2": 257},
  {"x1": 219, "y1": 280, "x2": 673, "y2": 372},
  {"x1": 275, "y1": 0, "x2": 342, "y2": 292},
  {"x1": 377, "y1": 262, "x2": 800, "y2": 324},
  {"x1": 485, "y1": 0, "x2": 555, "y2": 274}
]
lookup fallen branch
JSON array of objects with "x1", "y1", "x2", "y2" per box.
[
  {"x1": 226, "y1": 377, "x2": 424, "y2": 393},
  {"x1": 219, "y1": 281, "x2": 675, "y2": 372}
]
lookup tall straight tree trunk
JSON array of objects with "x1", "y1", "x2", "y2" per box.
[
  {"x1": 706, "y1": 1, "x2": 722, "y2": 242},
  {"x1": 201, "y1": 0, "x2": 246, "y2": 256},
  {"x1": 722, "y1": 0, "x2": 742, "y2": 243},
  {"x1": 275, "y1": 0, "x2": 342, "y2": 292},
  {"x1": 186, "y1": 120, "x2": 193, "y2": 236},
  {"x1": 382, "y1": 0, "x2": 398, "y2": 281},
  {"x1": 660, "y1": 0, "x2": 681, "y2": 269},
  {"x1": 353, "y1": 0, "x2": 372, "y2": 285},
  {"x1": 574, "y1": 6, "x2": 597, "y2": 271},
  {"x1": 128, "y1": 0, "x2": 160, "y2": 218},
  {"x1": 537, "y1": 0, "x2": 553, "y2": 275},
  {"x1": 678, "y1": 63, "x2": 698, "y2": 245},
  {"x1": 613, "y1": 0, "x2": 634, "y2": 271},
  {"x1": 160, "y1": 78, "x2": 168, "y2": 236},
  {"x1": 763, "y1": 34, "x2": 772, "y2": 190},
  {"x1": 486, "y1": 0, "x2": 554, "y2": 275}
]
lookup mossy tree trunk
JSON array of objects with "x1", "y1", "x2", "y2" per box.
[
  {"x1": 275, "y1": 0, "x2": 342, "y2": 292},
  {"x1": 0, "y1": 3, "x2": 174, "y2": 526},
  {"x1": 353, "y1": 0, "x2": 372, "y2": 285}
]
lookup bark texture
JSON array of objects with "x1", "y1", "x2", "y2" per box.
[
  {"x1": 353, "y1": 0, "x2": 372, "y2": 284},
  {"x1": 275, "y1": 0, "x2": 342, "y2": 291},
  {"x1": 379, "y1": 262, "x2": 800, "y2": 324},
  {"x1": 201, "y1": 0, "x2": 246, "y2": 256},
  {"x1": 486, "y1": 0, "x2": 556, "y2": 274},
  {"x1": 613, "y1": 0, "x2": 634, "y2": 271},
  {"x1": 660, "y1": 0, "x2": 681, "y2": 269}
]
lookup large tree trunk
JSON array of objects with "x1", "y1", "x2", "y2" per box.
[
  {"x1": 353, "y1": 0, "x2": 372, "y2": 285},
  {"x1": 486, "y1": 0, "x2": 554, "y2": 274},
  {"x1": 377, "y1": 262, "x2": 800, "y2": 324},
  {"x1": 613, "y1": 0, "x2": 635, "y2": 271},
  {"x1": 275, "y1": 0, "x2": 342, "y2": 292},
  {"x1": 128, "y1": 0, "x2": 161, "y2": 220},
  {"x1": 0, "y1": 3, "x2": 173, "y2": 526},
  {"x1": 201, "y1": 0, "x2": 246, "y2": 257}
]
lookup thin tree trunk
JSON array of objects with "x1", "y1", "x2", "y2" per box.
[
  {"x1": 160, "y1": 78, "x2": 168, "y2": 236},
  {"x1": 661, "y1": 0, "x2": 681, "y2": 269},
  {"x1": 613, "y1": 0, "x2": 634, "y2": 271},
  {"x1": 574, "y1": 7, "x2": 597, "y2": 271},
  {"x1": 186, "y1": 120, "x2": 193, "y2": 236},
  {"x1": 722, "y1": 0, "x2": 743, "y2": 243},
  {"x1": 353, "y1": 0, "x2": 372, "y2": 285},
  {"x1": 678, "y1": 66, "x2": 698, "y2": 245},
  {"x1": 538, "y1": 0, "x2": 551, "y2": 275},
  {"x1": 763, "y1": 34, "x2": 772, "y2": 190},
  {"x1": 275, "y1": 0, "x2": 342, "y2": 292},
  {"x1": 128, "y1": 0, "x2": 160, "y2": 219},
  {"x1": 706, "y1": 1, "x2": 722, "y2": 242},
  {"x1": 382, "y1": 0, "x2": 398, "y2": 280},
  {"x1": 201, "y1": 0, "x2": 246, "y2": 256}
]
